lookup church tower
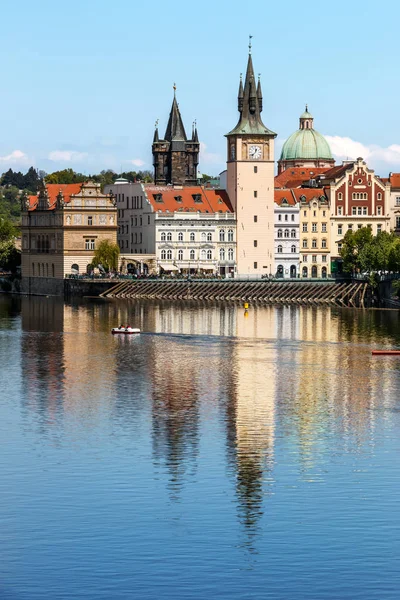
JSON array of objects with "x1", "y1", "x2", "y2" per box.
[
  {"x1": 152, "y1": 88, "x2": 199, "y2": 186},
  {"x1": 226, "y1": 46, "x2": 276, "y2": 277}
]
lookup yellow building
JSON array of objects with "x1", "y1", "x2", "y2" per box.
[
  {"x1": 21, "y1": 180, "x2": 117, "y2": 295},
  {"x1": 294, "y1": 188, "x2": 330, "y2": 278}
]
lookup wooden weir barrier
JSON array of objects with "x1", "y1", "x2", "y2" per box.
[{"x1": 100, "y1": 279, "x2": 370, "y2": 308}]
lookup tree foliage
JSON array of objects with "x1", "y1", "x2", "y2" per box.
[
  {"x1": 0, "y1": 217, "x2": 20, "y2": 271},
  {"x1": 90, "y1": 239, "x2": 120, "y2": 272},
  {"x1": 341, "y1": 227, "x2": 400, "y2": 274},
  {"x1": 0, "y1": 166, "x2": 41, "y2": 193},
  {"x1": 45, "y1": 168, "x2": 86, "y2": 184}
]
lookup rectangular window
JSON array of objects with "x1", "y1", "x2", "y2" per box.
[
  {"x1": 338, "y1": 207, "x2": 342, "y2": 215},
  {"x1": 312, "y1": 239, "x2": 317, "y2": 248},
  {"x1": 88, "y1": 216, "x2": 93, "y2": 226},
  {"x1": 304, "y1": 211, "x2": 307, "y2": 217},
  {"x1": 85, "y1": 239, "x2": 95, "y2": 250},
  {"x1": 303, "y1": 255, "x2": 308, "y2": 262},
  {"x1": 363, "y1": 207, "x2": 367, "y2": 215},
  {"x1": 338, "y1": 225, "x2": 343, "y2": 235},
  {"x1": 348, "y1": 224, "x2": 353, "y2": 230},
  {"x1": 377, "y1": 224, "x2": 382, "y2": 234},
  {"x1": 291, "y1": 215, "x2": 295, "y2": 222},
  {"x1": 302, "y1": 223, "x2": 308, "y2": 232},
  {"x1": 323, "y1": 211, "x2": 326, "y2": 217},
  {"x1": 352, "y1": 207, "x2": 357, "y2": 215},
  {"x1": 322, "y1": 255, "x2": 327, "y2": 262},
  {"x1": 396, "y1": 216, "x2": 400, "y2": 228},
  {"x1": 148, "y1": 215, "x2": 150, "y2": 224},
  {"x1": 312, "y1": 223, "x2": 317, "y2": 232},
  {"x1": 254, "y1": 166, "x2": 258, "y2": 173},
  {"x1": 254, "y1": 191, "x2": 257, "y2": 198},
  {"x1": 278, "y1": 215, "x2": 281, "y2": 221},
  {"x1": 358, "y1": 207, "x2": 362, "y2": 215},
  {"x1": 322, "y1": 223, "x2": 327, "y2": 232},
  {"x1": 312, "y1": 255, "x2": 317, "y2": 263},
  {"x1": 254, "y1": 262, "x2": 257, "y2": 269},
  {"x1": 377, "y1": 206, "x2": 382, "y2": 215},
  {"x1": 254, "y1": 240, "x2": 258, "y2": 247},
  {"x1": 254, "y1": 215, "x2": 258, "y2": 223},
  {"x1": 396, "y1": 196, "x2": 400, "y2": 207}
]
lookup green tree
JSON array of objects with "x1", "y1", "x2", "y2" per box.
[
  {"x1": 0, "y1": 217, "x2": 19, "y2": 271},
  {"x1": 91, "y1": 239, "x2": 120, "y2": 272},
  {"x1": 45, "y1": 169, "x2": 86, "y2": 184}
]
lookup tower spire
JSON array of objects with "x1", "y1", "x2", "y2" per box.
[
  {"x1": 238, "y1": 73, "x2": 244, "y2": 112},
  {"x1": 164, "y1": 89, "x2": 187, "y2": 141},
  {"x1": 153, "y1": 118, "x2": 159, "y2": 142}
]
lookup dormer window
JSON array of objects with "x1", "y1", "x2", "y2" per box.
[
  {"x1": 282, "y1": 198, "x2": 289, "y2": 205},
  {"x1": 153, "y1": 193, "x2": 163, "y2": 203},
  {"x1": 174, "y1": 195, "x2": 183, "y2": 203},
  {"x1": 192, "y1": 194, "x2": 203, "y2": 203}
]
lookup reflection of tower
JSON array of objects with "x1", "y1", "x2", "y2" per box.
[{"x1": 226, "y1": 307, "x2": 276, "y2": 537}]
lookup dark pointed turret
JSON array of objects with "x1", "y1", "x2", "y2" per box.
[
  {"x1": 238, "y1": 74, "x2": 244, "y2": 113},
  {"x1": 257, "y1": 75, "x2": 263, "y2": 112},
  {"x1": 226, "y1": 51, "x2": 276, "y2": 137},
  {"x1": 152, "y1": 86, "x2": 199, "y2": 186},
  {"x1": 164, "y1": 88, "x2": 187, "y2": 142}
]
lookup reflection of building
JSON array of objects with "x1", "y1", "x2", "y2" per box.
[
  {"x1": 274, "y1": 190, "x2": 300, "y2": 278},
  {"x1": 21, "y1": 181, "x2": 117, "y2": 295},
  {"x1": 106, "y1": 180, "x2": 236, "y2": 277}
]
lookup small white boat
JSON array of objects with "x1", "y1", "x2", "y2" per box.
[{"x1": 111, "y1": 327, "x2": 141, "y2": 335}]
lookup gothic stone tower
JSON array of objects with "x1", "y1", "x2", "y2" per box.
[
  {"x1": 152, "y1": 90, "x2": 199, "y2": 186},
  {"x1": 226, "y1": 50, "x2": 277, "y2": 277}
]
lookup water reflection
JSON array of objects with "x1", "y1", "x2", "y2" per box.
[{"x1": 16, "y1": 298, "x2": 400, "y2": 545}]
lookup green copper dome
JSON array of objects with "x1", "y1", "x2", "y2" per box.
[{"x1": 280, "y1": 107, "x2": 333, "y2": 161}]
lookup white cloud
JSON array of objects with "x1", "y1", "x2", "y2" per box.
[
  {"x1": 0, "y1": 150, "x2": 30, "y2": 164},
  {"x1": 128, "y1": 158, "x2": 146, "y2": 167},
  {"x1": 325, "y1": 135, "x2": 400, "y2": 167},
  {"x1": 48, "y1": 150, "x2": 88, "y2": 162}
]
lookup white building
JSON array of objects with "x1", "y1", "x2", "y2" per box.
[
  {"x1": 386, "y1": 173, "x2": 400, "y2": 235},
  {"x1": 105, "y1": 181, "x2": 236, "y2": 276},
  {"x1": 274, "y1": 190, "x2": 300, "y2": 278}
]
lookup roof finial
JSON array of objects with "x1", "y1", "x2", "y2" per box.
[
  {"x1": 155, "y1": 118, "x2": 159, "y2": 129},
  {"x1": 305, "y1": 103, "x2": 308, "y2": 112},
  {"x1": 249, "y1": 35, "x2": 253, "y2": 54},
  {"x1": 173, "y1": 82, "x2": 176, "y2": 96}
]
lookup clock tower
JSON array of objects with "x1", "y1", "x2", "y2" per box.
[{"x1": 226, "y1": 48, "x2": 276, "y2": 277}]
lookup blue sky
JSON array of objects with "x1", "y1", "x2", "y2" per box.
[{"x1": 2, "y1": 0, "x2": 400, "y2": 177}]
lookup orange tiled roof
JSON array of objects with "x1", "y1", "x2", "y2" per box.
[
  {"x1": 28, "y1": 183, "x2": 83, "y2": 211},
  {"x1": 291, "y1": 188, "x2": 328, "y2": 203},
  {"x1": 275, "y1": 167, "x2": 330, "y2": 189},
  {"x1": 144, "y1": 185, "x2": 233, "y2": 214},
  {"x1": 274, "y1": 189, "x2": 296, "y2": 206},
  {"x1": 389, "y1": 173, "x2": 400, "y2": 188},
  {"x1": 316, "y1": 163, "x2": 353, "y2": 181}
]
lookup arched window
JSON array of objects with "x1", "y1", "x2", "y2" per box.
[
  {"x1": 71, "y1": 263, "x2": 79, "y2": 274},
  {"x1": 178, "y1": 249, "x2": 183, "y2": 260},
  {"x1": 291, "y1": 229, "x2": 296, "y2": 238},
  {"x1": 302, "y1": 239, "x2": 308, "y2": 248},
  {"x1": 277, "y1": 245, "x2": 283, "y2": 253},
  {"x1": 291, "y1": 244, "x2": 296, "y2": 253},
  {"x1": 166, "y1": 232, "x2": 172, "y2": 242},
  {"x1": 166, "y1": 249, "x2": 172, "y2": 260},
  {"x1": 311, "y1": 265, "x2": 318, "y2": 278},
  {"x1": 190, "y1": 249, "x2": 195, "y2": 260},
  {"x1": 201, "y1": 249, "x2": 206, "y2": 260},
  {"x1": 377, "y1": 192, "x2": 382, "y2": 200},
  {"x1": 207, "y1": 232, "x2": 212, "y2": 242},
  {"x1": 277, "y1": 229, "x2": 282, "y2": 238},
  {"x1": 190, "y1": 232, "x2": 195, "y2": 242},
  {"x1": 161, "y1": 249, "x2": 166, "y2": 260},
  {"x1": 178, "y1": 232, "x2": 183, "y2": 241},
  {"x1": 302, "y1": 266, "x2": 308, "y2": 277},
  {"x1": 312, "y1": 239, "x2": 317, "y2": 249},
  {"x1": 207, "y1": 249, "x2": 212, "y2": 260},
  {"x1": 228, "y1": 248, "x2": 234, "y2": 260},
  {"x1": 161, "y1": 232, "x2": 166, "y2": 241},
  {"x1": 321, "y1": 239, "x2": 327, "y2": 248},
  {"x1": 284, "y1": 229, "x2": 290, "y2": 238},
  {"x1": 201, "y1": 232, "x2": 206, "y2": 241},
  {"x1": 219, "y1": 230, "x2": 225, "y2": 242},
  {"x1": 227, "y1": 229, "x2": 234, "y2": 241},
  {"x1": 219, "y1": 248, "x2": 225, "y2": 260}
]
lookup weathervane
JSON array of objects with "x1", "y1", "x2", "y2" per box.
[{"x1": 249, "y1": 35, "x2": 253, "y2": 54}]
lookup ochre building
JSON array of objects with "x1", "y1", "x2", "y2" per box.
[{"x1": 21, "y1": 181, "x2": 117, "y2": 295}]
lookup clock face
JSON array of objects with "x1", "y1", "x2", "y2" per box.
[{"x1": 249, "y1": 145, "x2": 262, "y2": 159}]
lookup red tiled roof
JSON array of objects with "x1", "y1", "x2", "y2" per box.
[
  {"x1": 144, "y1": 185, "x2": 233, "y2": 213},
  {"x1": 274, "y1": 189, "x2": 296, "y2": 205},
  {"x1": 275, "y1": 167, "x2": 330, "y2": 189},
  {"x1": 316, "y1": 163, "x2": 353, "y2": 181},
  {"x1": 28, "y1": 183, "x2": 83, "y2": 211},
  {"x1": 389, "y1": 173, "x2": 400, "y2": 188},
  {"x1": 291, "y1": 188, "x2": 328, "y2": 203}
]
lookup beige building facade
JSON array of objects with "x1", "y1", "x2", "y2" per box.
[
  {"x1": 296, "y1": 189, "x2": 330, "y2": 278},
  {"x1": 226, "y1": 52, "x2": 276, "y2": 277},
  {"x1": 21, "y1": 181, "x2": 117, "y2": 294}
]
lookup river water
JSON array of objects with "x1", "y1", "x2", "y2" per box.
[{"x1": 1, "y1": 296, "x2": 400, "y2": 599}]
